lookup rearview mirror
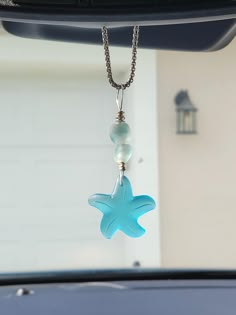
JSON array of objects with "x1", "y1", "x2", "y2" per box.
[
  {"x1": 0, "y1": 0, "x2": 235, "y2": 27},
  {"x1": 0, "y1": 1, "x2": 235, "y2": 51}
]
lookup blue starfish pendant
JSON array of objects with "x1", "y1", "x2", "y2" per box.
[{"x1": 88, "y1": 176, "x2": 156, "y2": 239}]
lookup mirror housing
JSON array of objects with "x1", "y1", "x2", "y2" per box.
[
  {"x1": 2, "y1": 19, "x2": 236, "y2": 51},
  {"x1": 0, "y1": 1, "x2": 235, "y2": 28},
  {"x1": 0, "y1": 1, "x2": 235, "y2": 51}
]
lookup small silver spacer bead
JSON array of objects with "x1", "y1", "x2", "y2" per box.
[
  {"x1": 116, "y1": 111, "x2": 126, "y2": 123},
  {"x1": 118, "y1": 162, "x2": 126, "y2": 172}
]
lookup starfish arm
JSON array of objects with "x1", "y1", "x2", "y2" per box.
[
  {"x1": 120, "y1": 220, "x2": 146, "y2": 238},
  {"x1": 88, "y1": 194, "x2": 112, "y2": 214},
  {"x1": 132, "y1": 195, "x2": 156, "y2": 217},
  {"x1": 100, "y1": 214, "x2": 119, "y2": 239},
  {"x1": 88, "y1": 176, "x2": 156, "y2": 239}
]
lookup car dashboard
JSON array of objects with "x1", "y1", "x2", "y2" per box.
[{"x1": 1, "y1": 278, "x2": 236, "y2": 314}]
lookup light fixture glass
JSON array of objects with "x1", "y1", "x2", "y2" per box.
[{"x1": 175, "y1": 90, "x2": 198, "y2": 135}]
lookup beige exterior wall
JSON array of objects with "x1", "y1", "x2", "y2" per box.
[{"x1": 158, "y1": 39, "x2": 236, "y2": 268}]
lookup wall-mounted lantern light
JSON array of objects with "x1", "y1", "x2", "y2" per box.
[{"x1": 175, "y1": 90, "x2": 198, "y2": 135}]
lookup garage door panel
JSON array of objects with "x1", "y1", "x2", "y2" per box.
[
  {"x1": 0, "y1": 240, "x2": 126, "y2": 272},
  {"x1": 0, "y1": 161, "x2": 21, "y2": 207},
  {"x1": 35, "y1": 148, "x2": 116, "y2": 207},
  {"x1": 0, "y1": 223, "x2": 102, "y2": 241},
  {"x1": 33, "y1": 80, "x2": 115, "y2": 146},
  {"x1": 0, "y1": 86, "x2": 35, "y2": 146},
  {"x1": 0, "y1": 234, "x2": 126, "y2": 271},
  {"x1": 0, "y1": 72, "x2": 128, "y2": 271},
  {"x1": 0, "y1": 205, "x2": 101, "y2": 226},
  {"x1": 0, "y1": 148, "x2": 116, "y2": 229},
  {"x1": 37, "y1": 241, "x2": 126, "y2": 270},
  {"x1": 0, "y1": 76, "x2": 116, "y2": 147},
  {"x1": 0, "y1": 242, "x2": 38, "y2": 272}
]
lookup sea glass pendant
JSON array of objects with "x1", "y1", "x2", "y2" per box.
[
  {"x1": 88, "y1": 81, "x2": 156, "y2": 238},
  {"x1": 88, "y1": 176, "x2": 156, "y2": 239}
]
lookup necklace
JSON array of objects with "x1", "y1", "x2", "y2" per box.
[
  {"x1": 102, "y1": 25, "x2": 139, "y2": 91},
  {"x1": 88, "y1": 26, "x2": 156, "y2": 239}
]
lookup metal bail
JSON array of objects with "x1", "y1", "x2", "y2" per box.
[
  {"x1": 119, "y1": 171, "x2": 124, "y2": 186},
  {"x1": 119, "y1": 162, "x2": 126, "y2": 185},
  {"x1": 116, "y1": 88, "x2": 125, "y2": 112}
]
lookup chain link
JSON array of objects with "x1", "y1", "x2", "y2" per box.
[{"x1": 101, "y1": 26, "x2": 140, "y2": 91}]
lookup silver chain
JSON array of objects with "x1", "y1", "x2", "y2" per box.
[{"x1": 101, "y1": 26, "x2": 140, "y2": 91}]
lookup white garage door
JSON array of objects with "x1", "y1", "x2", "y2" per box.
[
  {"x1": 0, "y1": 37, "x2": 160, "y2": 272},
  {"x1": 0, "y1": 69, "x2": 133, "y2": 272}
]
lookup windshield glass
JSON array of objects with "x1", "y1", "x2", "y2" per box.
[
  {"x1": 11, "y1": 0, "x2": 236, "y2": 9},
  {"x1": 0, "y1": 30, "x2": 235, "y2": 273}
]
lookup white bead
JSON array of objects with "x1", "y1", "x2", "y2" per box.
[
  {"x1": 114, "y1": 144, "x2": 133, "y2": 163},
  {"x1": 110, "y1": 122, "x2": 131, "y2": 144}
]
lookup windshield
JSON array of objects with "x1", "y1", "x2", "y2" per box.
[
  {"x1": 0, "y1": 30, "x2": 235, "y2": 273},
  {"x1": 11, "y1": 0, "x2": 236, "y2": 9}
]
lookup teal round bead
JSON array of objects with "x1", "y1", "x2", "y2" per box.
[
  {"x1": 110, "y1": 122, "x2": 131, "y2": 144},
  {"x1": 114, "y1": 144, "x2": 133, "y2": 163}
]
